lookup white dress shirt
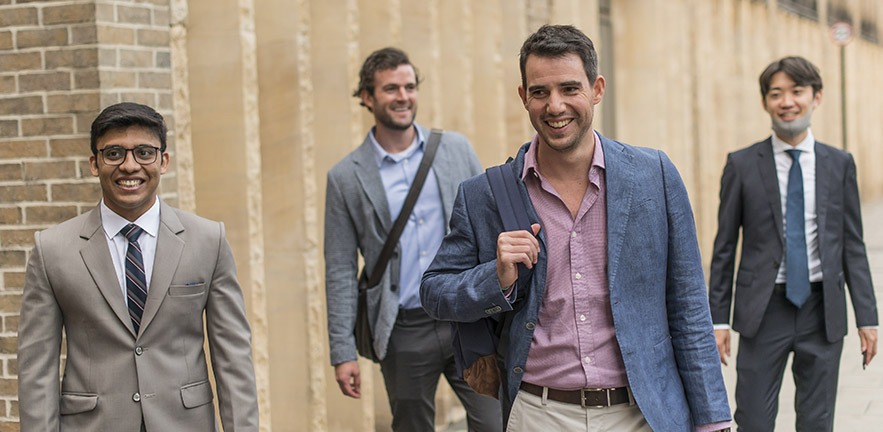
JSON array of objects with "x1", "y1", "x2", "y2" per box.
[
  {"x1": 100, "y1": 199, "x2": 161, "y2": 302},
  {"x1": 771, "y1": 130, "x2": 822, "y2": 284}
]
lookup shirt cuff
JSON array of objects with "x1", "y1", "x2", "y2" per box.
[
  {"x1": 695, "y1": 421, "x2": 732, "y2": 432},
  {"x1": 858, "y1": 326, "x2": 878, "y2": 330},
  {"x1": 713, "y1": 323, "x2": 731, "y2": 330}
]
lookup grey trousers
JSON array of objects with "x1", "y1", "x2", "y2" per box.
[
  {"x1": 380, "y1": 307, "x2": 503, "y2": 432},
  {"x1": 734, "y1": 287, "x2": 843, "y2": 432}
]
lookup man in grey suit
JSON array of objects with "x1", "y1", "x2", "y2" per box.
[
  {"x1": 422, "y1": 25, "x2": 731, "y2": 431},
  {"x1": 17, "y1": 103, "x2": 259, "y2": 431},
  {"x1": 709, "y1": 56, "x2": 878, "y2": 431},
  {"x1": 324, "y1": 47, "x2": 501, "y2": 431}
]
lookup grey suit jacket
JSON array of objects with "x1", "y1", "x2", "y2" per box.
[
  {"x1": 17, "y1": 201, "x2": 259, "y2": 431},
  {"x1": 709, "y1": 138, "x2": 878, "y2": 341},
  {"x1": 324, "y1": 124, "x2": 483, "y2": 364}
]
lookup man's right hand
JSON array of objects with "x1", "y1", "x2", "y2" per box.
[
  {"x1": 334, "y1": 361, "x2": 361, "y2": 398},
  {"x1": 496, "y1": 224, "x2": 541, "y2": 289},
  {"x1": 715, "y1": 329, "x2": 731, "y2": 366}
]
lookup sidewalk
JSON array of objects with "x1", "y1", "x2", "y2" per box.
[{"x1": 444, "y1": 198, "x2": 883, "y2": 431}]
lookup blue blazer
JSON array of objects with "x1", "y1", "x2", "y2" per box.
[{"x1": 422, "y1": 136, "x2": 731, "y2": 430}]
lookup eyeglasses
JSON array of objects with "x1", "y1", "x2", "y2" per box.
[{"x1": 97, "y1": 145, "x2": 162, "y2": 166}]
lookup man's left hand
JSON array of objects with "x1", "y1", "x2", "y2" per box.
[{"x1": 859, "y1": 328, "x2": 878, "y2": 366}]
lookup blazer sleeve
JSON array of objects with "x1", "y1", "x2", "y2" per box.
[
  {"x1": 323, "y1": 171, "x2": 361, "y2": 365},
  {"x1": 841, "y1": 154, "x2": 878, "y2": 327},
  {"x1": 659, "y1": 152, "x2": 732, "y2": 425},
  {"x1": 421, "y1": 182, "x2": 514, "y2": 323},
  {"x1": 708, "y1": 153, "x2": 742, "y2": 325},
  {"x1": 205, "y1": 222, "x2": 260, "y2": 431},
  {"x1": 17, "y1": 232, "x2": 64, "y2": 430}
]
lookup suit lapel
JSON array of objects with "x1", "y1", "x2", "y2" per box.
[
  {"x1": 79, "y1": 208, "x2": 137, "y2": 336},
  {"x1": 602, "y1": 137, "x2": 635, "y2": 292},
  {"x1": 756, "y1": 139, "x2": 785, "y2": 242},
  {"x1": 352, "y1": 137, "x2": 392, "y2": 232},
  {"x1": 138, "y1": 202, "x2": 184, "y2": 335},
  {"x1": 814, "y1": 142, "x2": 830, "y2": 236}
]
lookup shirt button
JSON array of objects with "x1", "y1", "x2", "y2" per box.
[
  {"x1": 580, "y1": 314, "x2": 586, "y2": 322},
  {"x1": 133, "y1": 392, "x2": 141, "y2": 402},
  {"x1": 418, "y1": 218, "x2": 424, "y2": 225},
  {"x1": 575, "y1": 273, "x2": 582, "y2": 280},
  {"x1": 135, "y1": 346, "x2": 143, "y2": 355},
  {"x1": 420, "y1": 251, "x2": 427, "y2": 257},
  {"x1": 584, "y1": 357, "x2": 591, "y2": 364},
  {"x1": 571, "y1": 231, "x2": 577, "y2": 238}
]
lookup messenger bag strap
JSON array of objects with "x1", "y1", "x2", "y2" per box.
[{"x1": 364, "y1": 129, "x2": 443, "y2": 289}]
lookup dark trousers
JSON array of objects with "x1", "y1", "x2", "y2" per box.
[
  {"x1": 380, "y1": 307, "x2": 502, "y2": 432},
  {"x1": 735, "y1": 285, "x2": 843, "y2": 432}
]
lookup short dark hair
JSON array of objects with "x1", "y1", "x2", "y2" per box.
[
  {"x1": 759, "y1": 56, "x2": 823, "y2": 98},
  {"x1": 352, "y1": 47, "x2": 422, "y2": 110},
  {"x1": 519, "y1": 25, "x2": 599, "y2": 89},
  {"x1": 90, "y1": 102, "x2": 167, "y2": 154}
]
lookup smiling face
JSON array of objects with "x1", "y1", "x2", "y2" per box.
[
  {"x1": 763, "y1": 71, "x2": 822, "y2": 145},
  {"x1": 518, "y1": 52, "x2": 605, "y2": 155},
  {"x1": 90, "y1": 126, "x2": 169, "y2": 221},
  {"x1": 361, "y1": 64, "x2": 418, "y2": 132}
]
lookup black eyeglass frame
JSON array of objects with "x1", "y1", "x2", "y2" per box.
[{"x1": 97, "y1": 145, "x2": 163, "y2": 166}]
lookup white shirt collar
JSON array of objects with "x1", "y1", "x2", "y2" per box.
[
  {"x1": 771, "y1": 128, "x2": 815, "y2": 155},
  {"x1": 99, "y1": 198, "x2": 161, "y2": 240}
]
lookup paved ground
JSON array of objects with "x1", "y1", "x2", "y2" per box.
[{"x1": 444, "y1": 199, "x2": 883, "y2": 431}]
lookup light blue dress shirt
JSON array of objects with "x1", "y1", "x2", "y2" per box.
[{"x1": 370, "y1": 127, "x2": 445, "y2": 309}]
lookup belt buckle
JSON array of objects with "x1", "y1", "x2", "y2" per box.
[{"x1": 580, "y1": 388, "x2": 609, "y2": 409}]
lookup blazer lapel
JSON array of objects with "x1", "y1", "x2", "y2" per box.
[
  {"x1": 814, "y1": 142, "x2": 830, "y2": 236},
  {"x1": 352, "y1": 138, "x2": 392, "y2": 232},
  {"x1": 78, "y1": 208, "x2": 137, "y2": 336},
  {"x1": 756, "y1": 139, "x2": 785, "y2": 242},
  {"x1": 138, "y1": 202, "x2": 184, "y2": 335},
  {"x1": 601, "y1": 137, "x2": 635, "y2": 292}
]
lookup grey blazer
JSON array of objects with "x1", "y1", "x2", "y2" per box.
[
  {"x1": 324, "y1": 124, "x2": 483, "y2": 364},
  {"x1": 17, "y1": 201, "x2": 259, "y2": 431},
  {"x1": 709, "y1": 138, "x2": 878, "y2": 341}
]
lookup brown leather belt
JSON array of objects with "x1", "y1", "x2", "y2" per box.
[{"x1": 519, "y1": 382, "x2": 630, "y2": 408}]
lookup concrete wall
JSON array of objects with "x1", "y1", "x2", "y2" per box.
[{"x1": 2, "y1": 0, "x2": 883, "y2": 431}]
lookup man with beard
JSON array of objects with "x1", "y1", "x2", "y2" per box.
[
  {"x1": 323, "y1": 47, "x2": 501, "y2": 431},
  {"x1": 709, "y1": 56, "x2": 878, "y2": 430},
  {"x1": 421, "y1": 25, "x2": 731, "y2": 431}
]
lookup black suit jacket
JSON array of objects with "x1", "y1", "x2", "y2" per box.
[{"x1": 709, "y1": 138, "x2": 878, "y2": 342}]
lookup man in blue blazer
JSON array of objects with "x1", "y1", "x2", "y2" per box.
[
  {"x1": 422, "y1": 25, "x2": 730, "y2": 431},
  {"x1": 709, "y1": 56, "x2": 878, "y2": 430}
]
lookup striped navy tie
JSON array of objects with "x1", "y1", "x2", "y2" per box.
[{"x1": 121, "y1": 224, "x2": 148, "y2": 334}]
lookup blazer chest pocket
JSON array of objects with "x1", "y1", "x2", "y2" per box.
[
  {"x1": 169, "y1": 282, "x2": 206, "y2": 297},
  {"x1": 180, "y1": 380, "x2": 214, "y2": 409},
  {"x1": 59, "y1": 393, "x2": 98, "y2": 415}
]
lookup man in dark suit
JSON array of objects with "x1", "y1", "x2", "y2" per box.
[
  {"x1": 17, "y1": 102, "x2": 259, "y2": 431},
  {"x1": 709, "y1": 56, "x2": 878, "y2": 431}
]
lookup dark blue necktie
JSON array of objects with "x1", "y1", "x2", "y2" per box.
[
  {"x1": 785, "y1": 149, "x2": 810, "y2": 308},
  {"x1": 121, "y1": 224, "x2": 148, "y2": 333}
]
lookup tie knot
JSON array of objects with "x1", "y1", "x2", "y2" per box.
[
  {"x1": 785, "y1": 149, "x2": 801, "y2": 161},
  {"x1": 121, "y1": 224, "x2": 144, "y2": 242}
]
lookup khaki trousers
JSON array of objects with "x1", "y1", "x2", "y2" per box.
[{"x1": 506, "y1": 389, "x2": 651, "y2": 432}]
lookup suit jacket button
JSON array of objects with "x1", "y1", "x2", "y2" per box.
[
  {"x1": 135, "y1": 346, "x2": 143, "y2": 355},
  {"x1": 525, "y1": 322, "x2": 535, "y2": 330},
  {"x1": 133, "y1": 392, "x2": 141, "y2": 402},
  {"x1": 513, "y1": 367, "x2": 524, "y2": 374}
]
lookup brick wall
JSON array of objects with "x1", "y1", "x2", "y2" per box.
[{"x1": 0, "y1": 1, "x2": 173, "y2": 428}]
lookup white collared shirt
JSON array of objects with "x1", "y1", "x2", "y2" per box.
[
  {"x1": 100, "y1": 199, "x2": 161, "y2": 302},
  {"x1": 772, "y1": 130, "x2": 822, "y2": 283}
]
